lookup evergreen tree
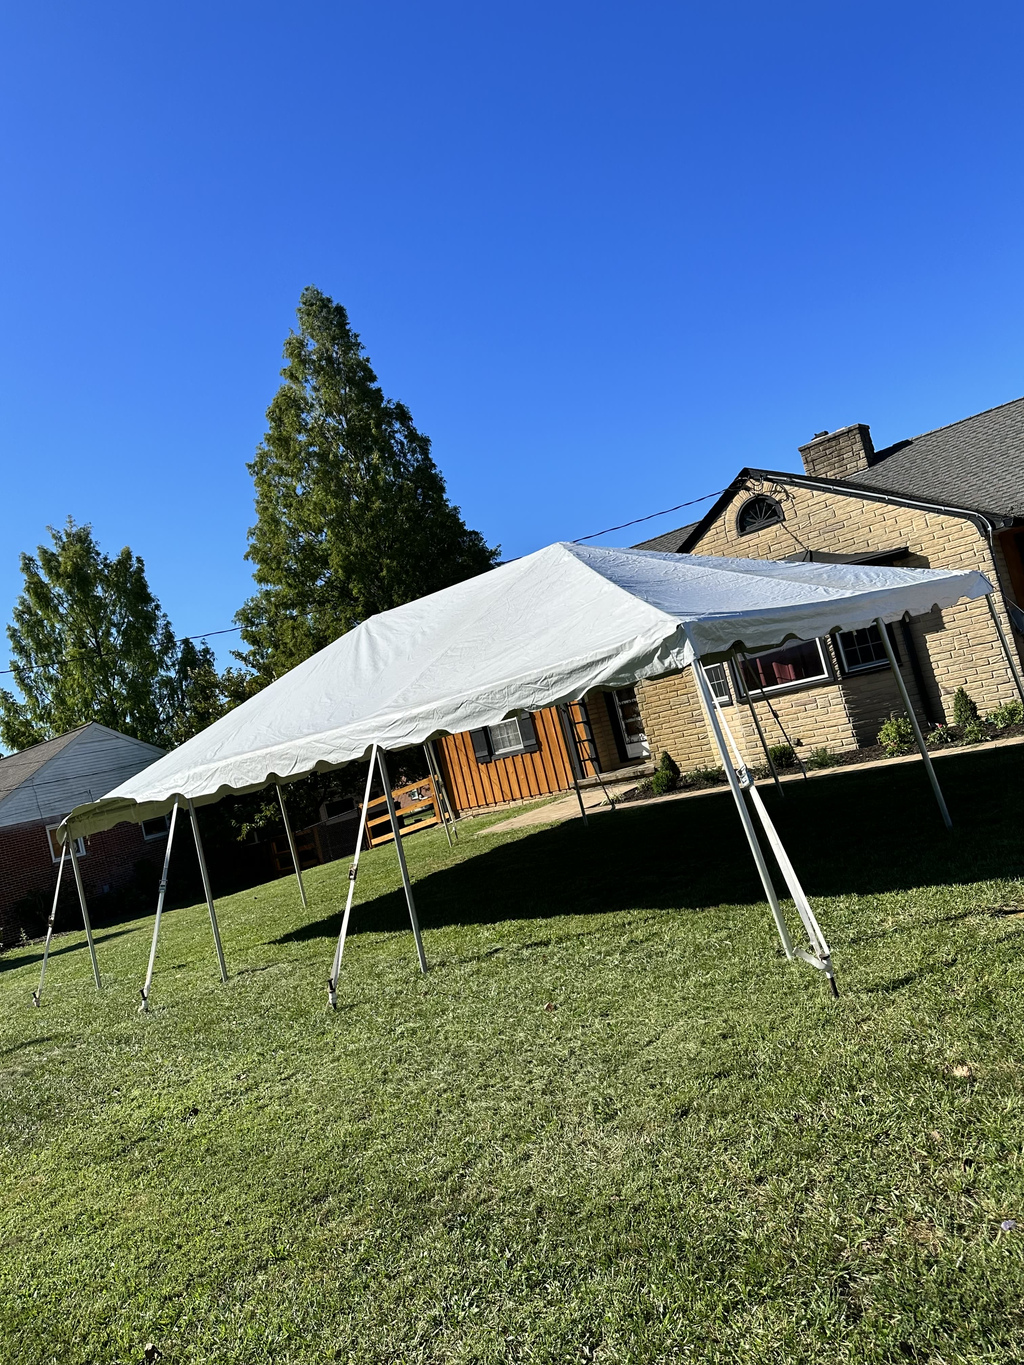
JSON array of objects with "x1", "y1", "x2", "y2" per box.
[
  {"x1": 236, "y1": 286, "x2": 498, "y2": 681},
  {"x1": 0, "y1": 519, "x2": 225, "y2": 751}
]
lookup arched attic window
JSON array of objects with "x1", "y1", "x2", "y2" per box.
[{"x1": 736, "y1": 494, "x2": 784, "y2": 536}]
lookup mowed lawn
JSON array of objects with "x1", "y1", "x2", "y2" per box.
[{"x1": 3, "y1": 750, "x2": 1024, "y2": 1364}]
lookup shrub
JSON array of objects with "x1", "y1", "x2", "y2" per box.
[
  {"x1": 987, "y1": 699, "x2": 1024, "y2": 729},
  {"x1": 926, "y1": 724, "x2": 952, "y2": 746},
  {"x1": 766, "y1": 743, "x2": 796, "y2": 769},
  {"x1": 684, "y1": 765, "x2": 726, "y2": 788},
  {"x1": 806, "y1": 747, "x2": 835, "y2": 769},
  {"x1": 656, "y1": 751, "x2": 680, "y2": 779},
  {"x1": 961, "y1": 718, "x2": 988, "y2": 745},
  {"x1": 649, "y1": 767, "x2": 677, "y2": 796},
  {"x1": 877, "y1": 712, "x2": 915, "y2": 756},
  {"x1": 952, "y1": 687, "x2": 979, "y2": 730}
]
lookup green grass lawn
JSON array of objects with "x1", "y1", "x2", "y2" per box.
[{"x1": 3, "y1": 748, "x2": 1024, "y2": 1364}]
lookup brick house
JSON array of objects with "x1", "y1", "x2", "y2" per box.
[
  {"x1": 632, "y1": 397, "x2": 1024, "y2": 772},
  {"x1": 0, "y1": 723, "x2": 166, "y2": 946}
]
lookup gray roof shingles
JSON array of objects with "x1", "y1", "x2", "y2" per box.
[
  {"x1": 0, "y1": 726, "x2": 87, "y2": 804},
  {"x1": 632, "y1": 521, "x2": 699, "y2": 552}
]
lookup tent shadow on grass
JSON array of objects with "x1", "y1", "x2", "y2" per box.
[{"x1": 273, "y1": 743, "x2": 1024, "y2": 947}]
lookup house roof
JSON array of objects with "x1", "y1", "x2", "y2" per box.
[
  {"x1": 0, "y1": 727, "x2": 87, "y2": 804},
  {"x1": 632, "y1": 521, "x2": 698, "y2": 552},
  {"x1": 853, "y1": 396, "x2": 1024, "y2": 519}
]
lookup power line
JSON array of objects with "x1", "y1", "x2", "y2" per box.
[
  {"x1": 0, "y1": 626, "x2": 243, "y2": 674},
  {"x1": 572, "y1": 489, "x2": 725, "y2": 543}
]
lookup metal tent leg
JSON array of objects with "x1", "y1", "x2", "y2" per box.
[
  {"x1": 377, "y1": 749, "x2": 428, "y2": 974},
  {"x1": 688, "y1": 646, "x2": 794, "y2": 959},
  {"x1": 187, "y1": 799, "x2": 227, "y2": 983},
  {"x1": 328, "y1": 745, "x2": 379, "y2": 1008},
  {"x1": 556, "y1": 705, "x2": 589, "y2": 825},
  {"x1": 423, "y1": 744, "x2": 453, "y2": 848},
  {"x1": 33, "y1": 844, "x2": 67, "y2": 1006},
  {"x1": 986, "y1": 593, "x2": 1024, "y2": 709},
  {"x1": 875, "y1": 616, "x2": 952, "y2": 830},
  {"x1": 746, "y1": 697, "x2": 784, "y2": 797},
  {"x1": 139, "y1": 801, "x2": 180, "y2": 1013},
  {"x1": 427, "y1": 740, "x2": 459, "y2": 840},
  {"x1": 67, "y1": 831, "x2": 102, "y2": 990},
  {"x1": 276, "y1": 784, "x2": 308, "y2": 910}
]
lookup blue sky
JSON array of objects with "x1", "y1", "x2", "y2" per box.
[{"x1": 3, "y1": 2, "x2": 1024, "y2": 674}]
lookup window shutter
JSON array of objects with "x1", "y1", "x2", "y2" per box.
[
  {"x1": 518, "y1": 714, "x2": 541, "y2": 753},
  {"x1": 469, "y1": 729, "x2": 493, "y2": 764}
]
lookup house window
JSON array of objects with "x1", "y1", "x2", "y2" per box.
[
  {"x1": 612, "y1": 687, "x2": 651, "y2": 759},
  {"x1": 736, "y1": 495, "x2": 784, "y2": 536},
  {"x1": 702, "y1": 663, "x2": 733, "y2": 705},
  {"x1": 141, "y1": 815, "x2": 171, "y2": 841},
  {"x1": 469, "y1": 714, "x2": 542, "y2": 763},
  {"x1": 738, "y1": 638, "x2": 830, "y2": 694},
  {"x1": 834, "y1": 624, "x2": 893, "y2": 674},
  {"x1": 46, "y1": 825, "x2": 85, "y2": 862}
]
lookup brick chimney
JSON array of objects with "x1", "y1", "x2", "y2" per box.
[{"x1": 798, "y1": 423, "x2": 875, "y2": 480}]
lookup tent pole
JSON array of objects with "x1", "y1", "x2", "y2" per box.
[
  {"x1": 67, "y1": 830, "x2": 102, "y2": 990},
  {"x1": 427, "y1": 740, "x2": 459, "y2": 840},
  {"x1": 746, "y1": 694, "x2": 784, "y2": 798},
  {"x1": 328, "y1": 746, "x2": 379, "y2": 1008},
  {"x1": 377, "y1": 749, "x2": 428, "y2": 974},
  {"x1": 139, "y1": 800, "x2": 180, "y2": 1013},
  {"x1": 32, "y1": 843, "x2": 67, "y2": 1007},
  {"x1": 423, "y1": 744, "x2": 453, "y2": 848},
  {"x1": 688, "y1": 644, "x2": 794, "y2": 958},
  {"x1": 276, "y1": 784, "x2": 308, "y2": 910},
  {"x1": 986, "y1": 593, "x2": 1024, "y2": 709},
  {"x1": 875, "y1": 617, "x2": 952, "y2": 830},
  {"x1": 556, "y1": 705, "x2": 589, "y2": 826},
  {"x1": 187, "y1": 799, "x2": 227, "y2": 983}
]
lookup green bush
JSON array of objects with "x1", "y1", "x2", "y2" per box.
[
  {"x1": 683, "y1": 765, "x2": 726, "y2": 789},
  {"x1": 766, "y1": 743, "x2": 796, "y2": 769},
  {"x1": 806, "y1": 747, "x2": 835, "y2": 769},
  {"x1": 649, "y1": 768, "x2": 677, "y2": 796},
  {"x1": 952, "y1": 687, "x2": 979, "y2": 729},
  {"x1": 987, "y1": 699, "x2": 1024, "y2": 729},
  {"x1": 656, "y1": 751, "x2": 680, "y2": 779},
  {"x1": 877, "y1": 712, "x2": 915, "y2": 756},
  {"x1": 961, "y1": 718, "x2": 989, "y2": 745},
  {"x1": 926, "y1": 724, "x2": 952, "y2": 746}
]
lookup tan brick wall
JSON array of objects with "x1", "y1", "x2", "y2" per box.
[{"x1": 636, "y1": 477, "x2": 1021, "y2": 769}]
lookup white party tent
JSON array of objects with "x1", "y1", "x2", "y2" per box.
[{"x1": 50, "y1": 541, "x2": 1008, "y2": 1011}]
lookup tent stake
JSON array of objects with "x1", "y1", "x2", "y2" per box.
[
  {"x1": 377, "y1": 749, "x2": 428, "y2": 974},
  {"x1": 556, "y1": 705, "x2": 589, "y2": 825},
  {"x1": 276, "y1": 784, "x2": 308, "y2": 910},
  {"x1": 67, "y1": 829, "x2": 102, "y2": 990},
  {"x1": 986, "y1": 593, "x2": 1024, "y2": 709},
  {"x1": 140, "y1": 800, "x2": 180, "y2": 1013},
  {"x1": 423, "y1": 744, "x2": 453, "y2": 848},
  {"x1": 32, "y1": 843, "x2": 67, "y2": 1007},
  {"x1": 427, "y1": 740, "x2": 459, "y2": 839},
  {"x1": 875, "y1": 617, "x2": 952, "y2": 829},
  {"x1": 187, "y1": 799, "x2": 227, "y2": 983},
  {"x1": 328, "y1": 745, "x2": 379, "y2": 1008},
  {"x1": 689, "y1": 646, "x2": 794, "y2": 959}
]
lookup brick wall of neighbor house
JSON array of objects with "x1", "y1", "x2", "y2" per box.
[
  {"x1": 0, "y1": 818, "x2": 167, "y2": 944},
  {"x1": 636, "y1": 479, "x2": 1020, "y2": 769}
]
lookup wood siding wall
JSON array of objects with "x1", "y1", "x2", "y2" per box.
[{"x1": 438, "y1": 705, "x2": 596, "y2": 814}]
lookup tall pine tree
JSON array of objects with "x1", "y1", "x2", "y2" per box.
[
  {"x1": 0, "y1": 519, "x2": 224, "y2": 752},
  {"x1": 236, "y1": 287, "x2": 498, "y2": 680}
]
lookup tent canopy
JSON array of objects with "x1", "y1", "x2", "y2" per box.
[{"x1": 62, "y1": 542, "x2": 992, "y2": 838}]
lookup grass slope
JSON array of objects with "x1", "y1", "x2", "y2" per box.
[{"x1": 3, "y1": 749, "x2": 1024, "y2": 1364}]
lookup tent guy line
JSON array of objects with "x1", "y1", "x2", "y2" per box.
[{"x1": 46, "y1": 541, "x2": 1013, "y2": 1012}]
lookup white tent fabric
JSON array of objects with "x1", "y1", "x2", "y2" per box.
[{"x1": 62, "y1": 542, "x2": 992, "y2": 838}]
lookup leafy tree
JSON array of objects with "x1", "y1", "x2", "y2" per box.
[
  {"x1": 235, "y1": 286, "x2": 498, "y2": 682},
  {"x1": 0, "y1": 519, "x2": 225, "y2": 751}
]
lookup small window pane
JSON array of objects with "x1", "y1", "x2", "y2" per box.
[
  {"x1": 488, "y1": 719, "x2": 524, "y2": 755},
  {"x1": 141, "y1": 815, "x2": 170, "y2": 840},
  {"x1": 836, "y1": 625, "x2": 889, "y2": 672},
  {"x1": 737, "y1": 495, "x2": 784, "y2": 535},
  {"x1": 703, "y1": 663, "x2": 732, "y2": 705},
  {"x1": 740, "y1": 639, "x2": 828, "y2": 693}
]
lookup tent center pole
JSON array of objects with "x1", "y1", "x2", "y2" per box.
[
  {"x1": 328, "y1": 745, "x2": 379, "y2": 1008},
  {"x1": 556, "y1": 705, "x2": 589, "y2": 825},
  {"x1": 67, "y1": 829, "x2": 102, "y2": 990},
  {"x1": 377, "y1": 749, "x2": 428, "y2": 974},
  {"x1": 688, "y1": 642, "x2": 794, "y2": 959},
  {"x1": 187, "y1": 799, "x2": 227, "y2": 983},
  {"x1": 140, "y1": 800, "x2": 180, "y2": 1013},
  {"x1": 875, "y1": 617, "x2": 952, "y2": 830},
  {"x1": 276, "y1": 784, "x2": 308, "y2": 910},
  {"x1": 33, "y1": 843, "x2": 68, "y2": 1007},
  {"x1": 985, "y1": 593, "x2": 1024, "y2": 709}
]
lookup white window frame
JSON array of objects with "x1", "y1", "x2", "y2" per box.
[
  {"x1": 702, "y1": 662, "x2": 733, "y2": 706},
  {"x1": 488, "y1": 718, "x2": 529, "y2": 757},
  {"x1": 46, "y1": 824, "x2": 85, "y2": 862},
  {"x1": 141, "y1": 815, "x2": 171, "y2": 841},
  {"x1": 736, "y1": 638, "x2": 832, "y2": 697},
  {"x1": 834, "y1": 625, "x2": 891, "y2": 675}
]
